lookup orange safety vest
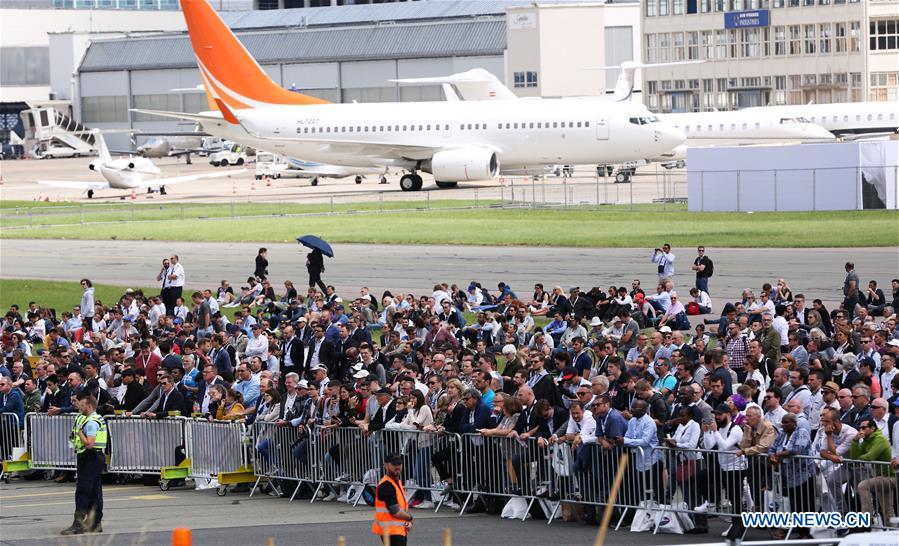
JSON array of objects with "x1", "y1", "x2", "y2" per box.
[{"x1": 372, "y1": 474, "x2": 409, "y2": 537}]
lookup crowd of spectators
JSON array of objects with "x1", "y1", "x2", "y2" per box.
[{"x1": 2, "y1": 248, "x2": 899, "y2": 537}]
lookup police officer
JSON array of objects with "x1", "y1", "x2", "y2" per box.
[
  {"x1": 61, "y1": 392, "x2": 107, "y2": 535},
  {"x1": 372, "y1": 452, "x2": 413, "y2": 546}
]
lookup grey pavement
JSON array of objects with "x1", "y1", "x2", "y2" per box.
[
  {"x1": 0, "y1": 479, "x2": 770, "y2": 546},
  {"x1": 1, "y1": 239, "x2": 896, "y2": 307}
]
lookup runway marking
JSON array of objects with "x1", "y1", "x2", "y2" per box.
[
  {"x1": 127, "y1": 494, "x2": 172, "y2": 500},
  {"x1": 7, "y1": 493, "x2": 172, "y2": 509},
  {"x1": 0, "y1": 486, "x2": 143, "y2": 499}
]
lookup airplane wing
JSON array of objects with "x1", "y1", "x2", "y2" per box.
[
  {"x1": 151, "y1": 168, "x2": 247, "y2": 186},
  {"x1": 130, "y1": 109, "x2": 225, "y2": 124},
  {"x1": 37, "y1": 180, "x2": 110, "y2": 192}
]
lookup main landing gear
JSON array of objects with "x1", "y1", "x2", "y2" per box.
[{"x1": 399, "y1": 173, "x2": 423, "y2": 192}]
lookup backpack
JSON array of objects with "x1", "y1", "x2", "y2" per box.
[
  {"x1": 686, "y1": 302, "x2": 701, "y2": 315},
  {"x1": 703, "y1": 257, "x2": 714, "y2": 277}
]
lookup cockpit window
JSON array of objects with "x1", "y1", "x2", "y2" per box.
[
  {"x1": 629, "y1": 116, "x2": 660, "y2": 126},
  {"x1": 779, "y1": 117, "x2": 812, "y2": 124}
]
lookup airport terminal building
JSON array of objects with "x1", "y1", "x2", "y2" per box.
[{"x1": 641, "y1": 0, "x2": 899, "y2": 112}]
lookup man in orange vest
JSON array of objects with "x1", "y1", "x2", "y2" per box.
[{"x1": 372, "y1": 452, "x2": 414, "y2": 545}]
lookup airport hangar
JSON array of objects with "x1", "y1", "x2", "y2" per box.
[{"x1": 64, "y1": 0, "x2": 643, "y2": 150}]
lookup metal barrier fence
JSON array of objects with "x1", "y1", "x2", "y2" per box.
[
  {"x1": 107, "y1": 416, "x2": 184, "y2": 475},
  {"x1": 14, "y1": 415, "x2": 899, "y2": 532},
  {"x1": 25, "y1": 413, "x2": 77, "y2": 471},
  {"x1": 184, "y1": 419, "x2": 249, "y2": 480},
  {"x1": 1, "y1": 413, "x2": 23, "y2": 462},
  {"x1": 0, "y1": 171, "x2": 690, "y2": 230}
]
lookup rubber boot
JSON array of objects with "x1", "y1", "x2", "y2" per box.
[{"x1": 60, "y1": 512, "x2": 86, "y2": 535}]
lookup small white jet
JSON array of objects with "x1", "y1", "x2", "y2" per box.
[{"x1": 38, "y1": 130, "x2": 244, "y2": 199}]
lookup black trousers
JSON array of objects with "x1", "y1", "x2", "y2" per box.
[
  {"x1": 308, "y1": 271, "x2": 326, "y2": 293},
  {"x1": 380, "y1": 535, "x2": 407, "y2": 546},
  {"x1": 75, "y1": 450, "x2": 104, "y2": 522}
]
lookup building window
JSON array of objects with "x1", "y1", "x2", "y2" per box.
[
  {"x1": 850, "y1": 21, "x2": 861, "y2": 51},
  {"x1": 646, "y1": 0, "x2": 657, "y2": 16},
  {"x1": 645, "y1": 34, "x2": 658, "y2": 63},
  {"x1": 870, "y1": 20, "x2": 899, "y2": 51},
  {"x1": 660, "y1": 0, "x2": 669, "y2": 16},
  {"x1": 513, "y1": 72, "x2": 538, "y2": 88},
  {"x1": 674, "y1": 32, "x2": 686, "y2": 60},
  {"x1": 659, "y1": 33, "x2": 671, "y2": 62},
  {"x1": 834, "y1": 22, "x2": 847, "y2": 52},
  {"x1": 513, "y1": 72, "x2": 525, "y2": 88},
  {"x1": 701, "y1": 0, "x2": 712, "y2": 13},
  {"x1": 701, "y1": 31, "x2": 714, "y2": 59},
  {"x1": 819, "y1": 23, "x2": 832, "y2": 53},
  {"x1": 789, "y1": 25, "x2": 801, "y2": 54},
  {"x1": 716, "y1": 30, "x2": 728, "y2": 59},
  {"x1": 774, "y1": 25, "x2": 786, "y2": 55},
  {"x1": 870, "y1": 72, "x2": 899, "y2": 101},
  {"x1": 673, "y1": 0, "x2": 684, "y2": 15},
  {"x1": 687, "y1": 31, "x2": 700, "y2": 59},
  {"x1": 804, "y1": 24, "x2": 816, "y2": 54}
]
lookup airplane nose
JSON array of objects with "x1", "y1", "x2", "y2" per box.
[{"x1": 655, "y1": 125, "x2": 686, "y2": 153}]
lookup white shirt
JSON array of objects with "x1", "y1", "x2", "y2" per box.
[
  {"x1": 765, "y1": 406, "x2": 788, "y2": 433},
  {"x1": 564, "y1": 412, "x2": 597, "y2": 444},
  {"x1": 673, "y1": 420, "x2": 702, "y2": 460},
  {"x1": 703, "y1": 422, "x2": 746, "y2": 470},
  {"x1": 245, "y1": 335, "x2": 269, "y2": 360},
  {"x1": 880, "y1": 367, "x2": 898, "y2": 399},
  {"x1": 892, "y1": 419, "x2": 899, "y2": 459},
  {"x1": 206, "y1": 297, "x2": 219, "y2": 314},
  {"x1": 173, "y1": 305, "x2": 189, "y2": 321},
  {"x1": 169, "y1": 262, "x2": 185, "y2": 287},
  {"x1": 694, "y1": 290, "x2": 712, "y2": 310},
  {"x1": 772, "y1": 316, "x2": 789, "y2": 345}
]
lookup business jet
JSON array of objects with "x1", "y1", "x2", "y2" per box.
[
  {"x1": 132, "y1": 0, "x2": 685, "y2": 192},
  {"x1": 741, "y1": 102, "x2": 898, "y2": 138},
  {"x1": 37, "y1": 130, "x2": 244, "y2": 199},
  {"x1": 402, "y1": 62, "x2": 836, "y2": 168}
]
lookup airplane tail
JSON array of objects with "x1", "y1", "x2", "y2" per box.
[
  {"x1": 584, "y1": 60, "x2": 705, "y2": 102},
  {"x1": 180, "y1": 0, "x2": 328, "y2": 109},
  {"x1": 94, "y1": 129, "x2": 112, "y2": 163}
]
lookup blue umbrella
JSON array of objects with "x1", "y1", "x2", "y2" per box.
[{"x1": 296, "y1": 235, "x2": 334, "y2": 258}]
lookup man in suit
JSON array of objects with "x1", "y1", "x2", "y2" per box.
[
  {"x1": 367, "y1": 388, "x2": 397, "y2": 433},
  {"x1": 279, "y1": 325, "x2": 305, "y2": 387},
  {"x1": 196, "y1": 364, "x2": 226, "y2": 416},
  {"x1": 140, "y1": 372, "x2": 184, "y2": 418},
  {"x1": 305, "y1": 324, "x2": 327, "y2": 376},
  {"x1": 209, "y1": 334, "x2": 234, "y2": 383},
  {"x1": 41, "y1": 374, "x2": 70, "y2": 412},
  {"x1": 115, "y1": 369, "x2": 147, "y2": 412}
]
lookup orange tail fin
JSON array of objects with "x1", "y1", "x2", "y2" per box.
[{"x1": 181, "y1": 0, "x2": 329, "y2": 109}]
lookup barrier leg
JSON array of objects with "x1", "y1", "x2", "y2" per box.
[
  {"x1": 547, "y1": 501, "x2": 561, "y2": 525},
  {"x1": 614, "y1": 507, "x2": 628, "y2": 531},
  {"x1": 289, "y1": 482, "x2": 302, "y2": 502},
  {"x1": 249, "y1": 476, "x2": 263, "y2": 497},
  {"x1": 459, "y1": 492, "x2": 473, "y2": 517},
  {"x1": 310, "y1": 481, "x2": 324, "y2": 504},
  {"x1": 523, "y1": 497, "x2": 536, "y2": 521}
]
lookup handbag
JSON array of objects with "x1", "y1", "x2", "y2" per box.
[{"x1": 674, "y1": 458, "x2": 696, "y2": 482}]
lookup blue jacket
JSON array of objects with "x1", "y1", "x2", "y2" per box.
[
  {"x1": 458, "y1": 402, "x2": 492, "y2": 434},
  {"x1": 1, "y1": 388, "x2": 25, "y2": 424}
]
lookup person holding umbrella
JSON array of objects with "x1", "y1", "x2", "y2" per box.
[{"x1": 297, "y1": 235, "x2": 333, "y2": 293}]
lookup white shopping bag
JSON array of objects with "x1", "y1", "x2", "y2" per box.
[
  {"x1": 501, "y1": 496, "x2": 531, "y2": 520},
  {"x1": 630, "y1": 500, "x2": 658, "y2": 533},
  {"x1": 551, "y1": 444, "x2": 572, "y2": 477},
  {"x1": 654, "y1": 506, "x2": 686, "y2": 535}
]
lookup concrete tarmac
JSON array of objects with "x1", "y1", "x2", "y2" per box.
[
  {"x1": 0, "y1": 479, "x2": 771, "y2": 546},
  {"x1": 1, "y1": 239, "x2": 896, "y2": 307}
]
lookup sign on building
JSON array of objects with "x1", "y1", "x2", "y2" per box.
[{"x1": 724, "y1": 10, "x2": 770, "y2": 29}]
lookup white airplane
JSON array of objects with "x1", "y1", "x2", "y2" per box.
[
  {"x1": 255, "y1": 152, "x2": 389, "y2": 186},
  {"x1": 403, "y1": 62, "x2": 836, "y2": 167},
  {"x1": 131, "y1": 0, "x2": 685, "y2": 192},
  {"x1": 37, "y1": 130, "x2": 244, "y2": 199},
  {"x1": 740, "y1": 102, "x2": 899, "y2": 139}
]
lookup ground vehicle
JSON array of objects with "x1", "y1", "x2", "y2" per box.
[
  {"x1": 254, "y1": 152, "x2": 289, "y2": 179},
  {"x1": 209, "y1": 142, "x2": 247, "y2": 167}
]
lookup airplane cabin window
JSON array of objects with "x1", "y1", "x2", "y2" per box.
[
  {"x1": 585, "y1": 121, "x2": 590, "y2": 127},
  {"x1": 755, "y1": 122, "x2": 760, "y2": 129},
  {"x1": 577, "y1": 122, "x2": 582, "y2": 128},
  {"x1": 553, "y1": 122, "x2": 558, "y2": 128},
  {"x1": 877, "y1": 114, "x2": 882, "y2": 120},
  {"x1": 529, "y1": 122, "x2": 534, "y2": 129},
  {"x1": 731, "y1": 124, "x2": 736, "y2": 130}
]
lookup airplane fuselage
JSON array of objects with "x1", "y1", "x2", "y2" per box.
[
  {"x1": 232, "y1": 99, "x2": 685, "y2": 172},
  {"x1": 742, "y1": 101, "x2": 898, "y2": 136}
]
